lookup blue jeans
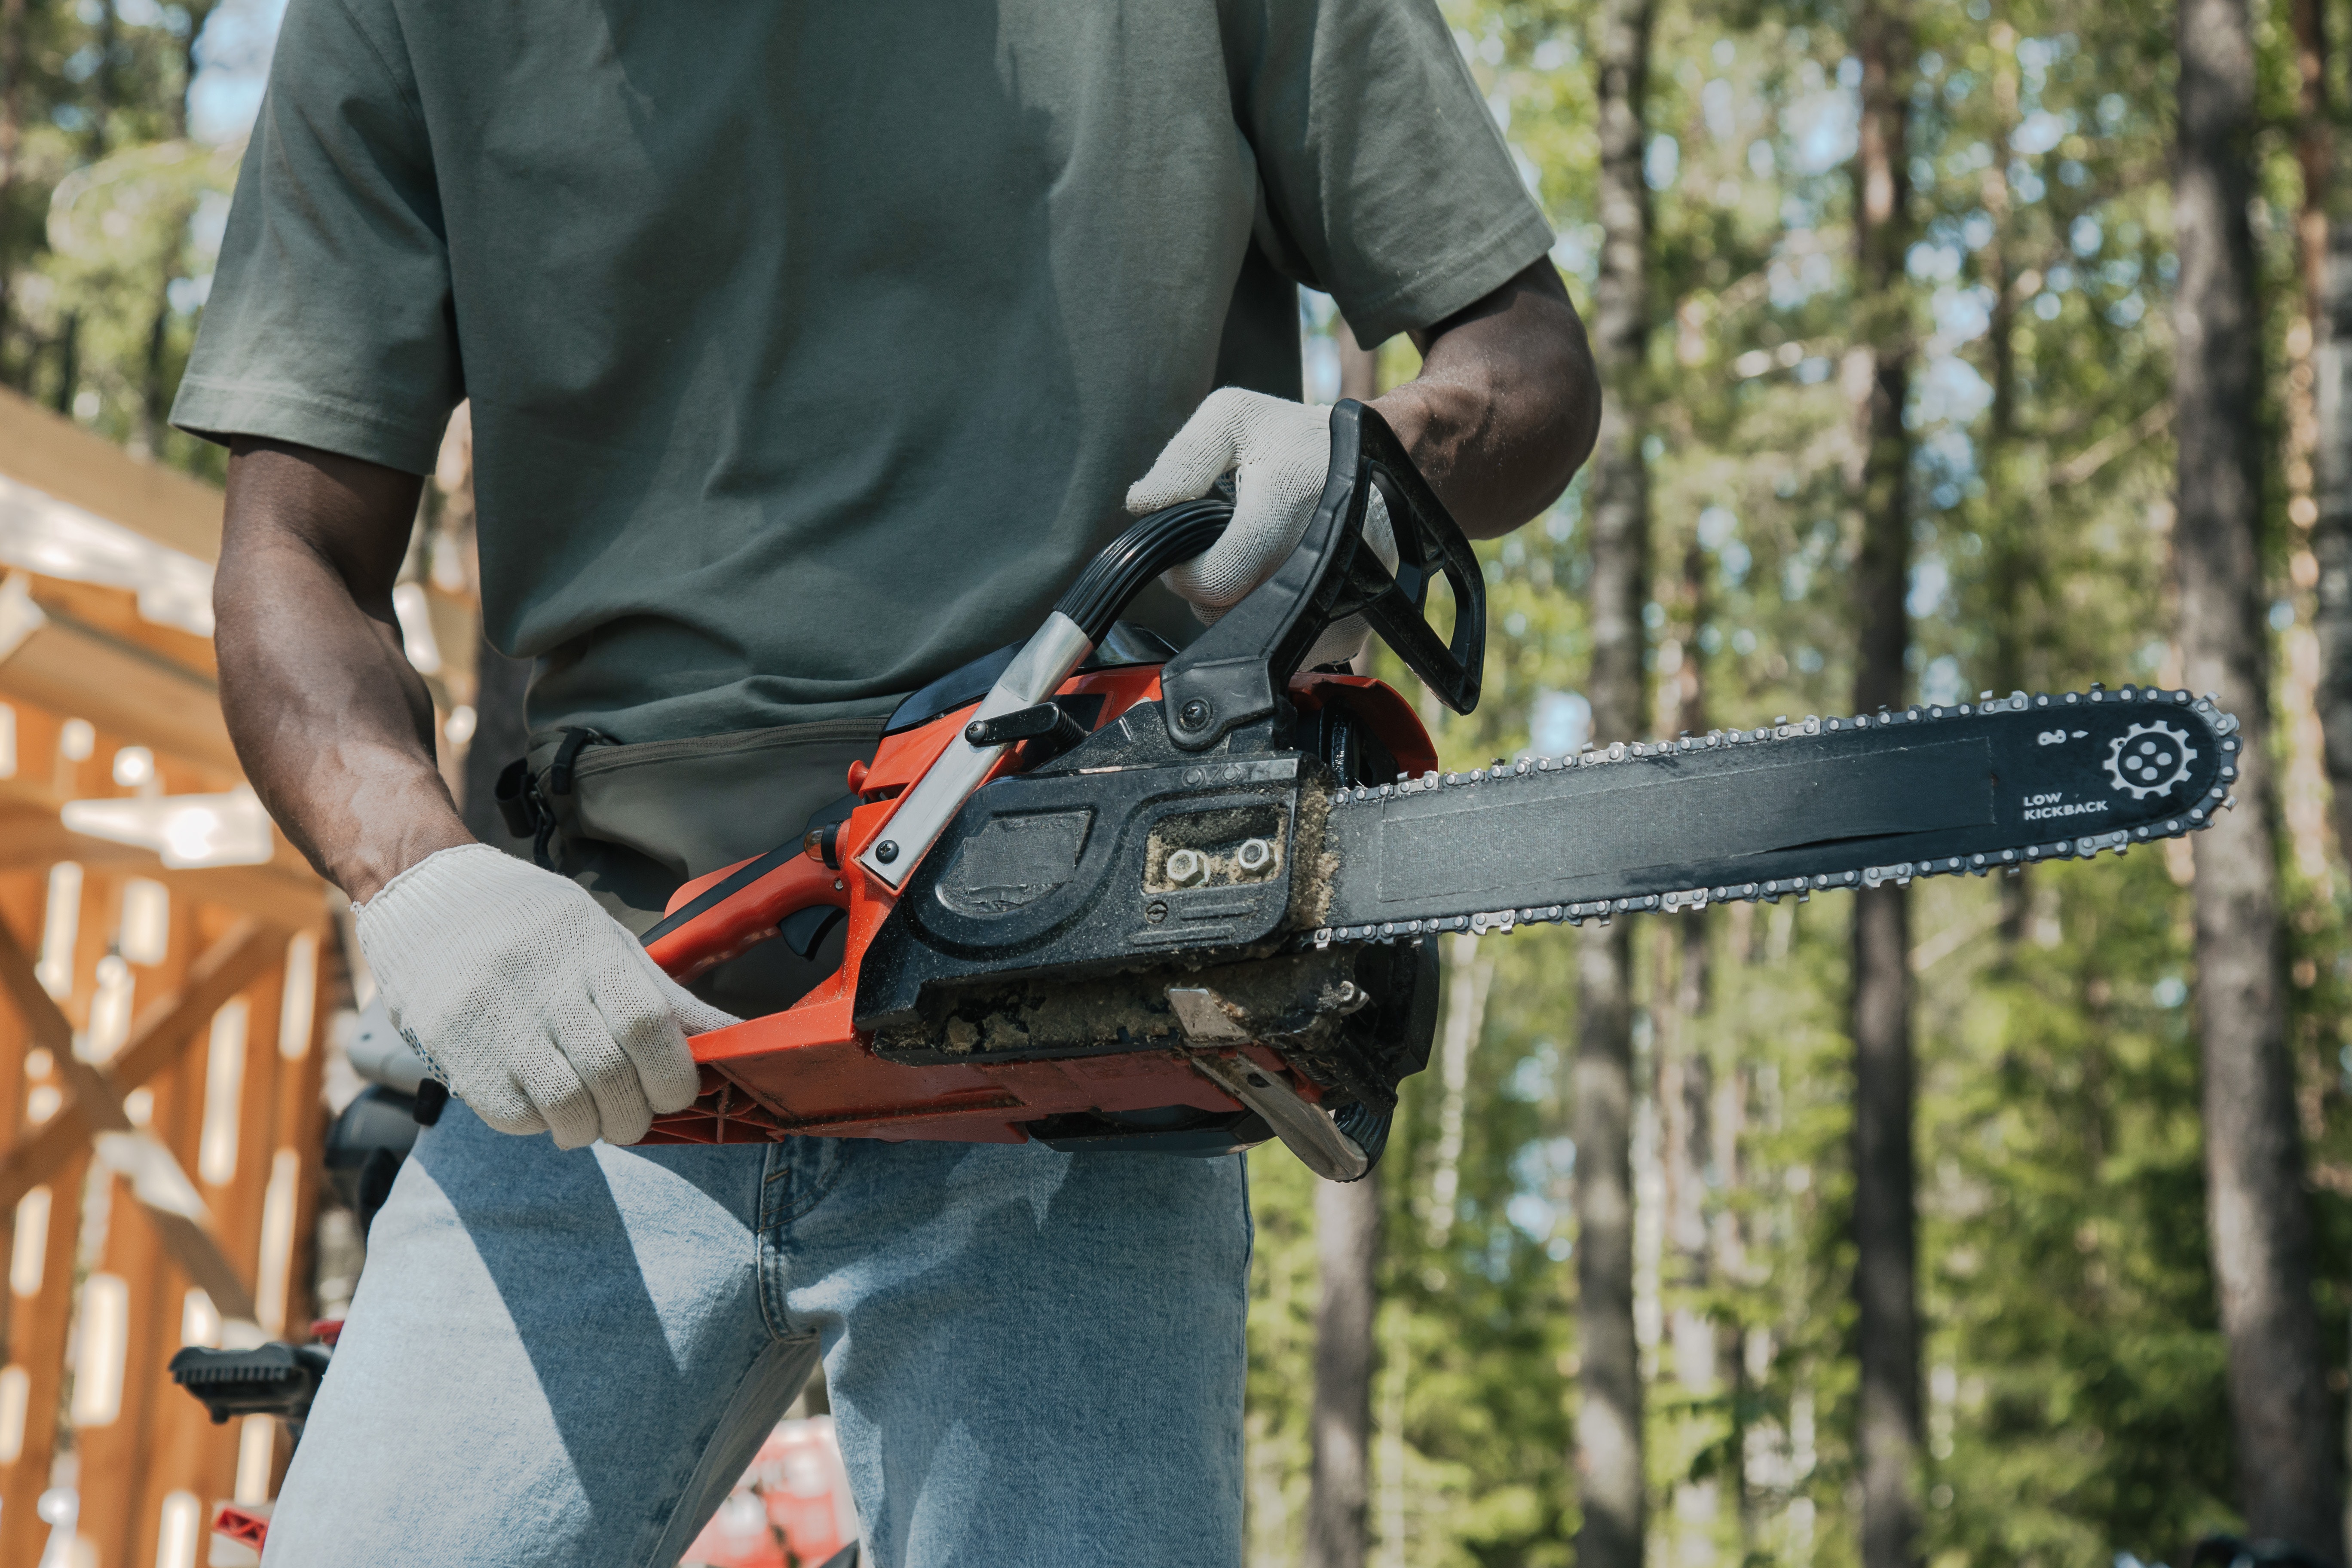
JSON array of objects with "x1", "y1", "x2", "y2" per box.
[{"x1": 262, "y1": 1104, "x2": 1250, "y2": 1566}]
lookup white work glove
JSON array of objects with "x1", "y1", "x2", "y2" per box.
[
  {"x1": 1127, "y1": 388, "x2": 1400, "y2": 670},
  {"x1": 355, "y1": 844, "x2": 735, "y2": 1149}
]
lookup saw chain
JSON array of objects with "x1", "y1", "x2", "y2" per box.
[{"x1": 1313, "y1": 683, "x2": 2241, "y2": 947}]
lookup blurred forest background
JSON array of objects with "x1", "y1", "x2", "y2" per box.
[{"x1": 3, "y1": 0, "x2": 2350, "y2": 1565}]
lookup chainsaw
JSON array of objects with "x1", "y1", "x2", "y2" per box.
[{"x1": 634, "y1": 400, "x2": 2241, "y2": 1180}]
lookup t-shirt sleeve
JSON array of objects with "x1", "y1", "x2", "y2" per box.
[
  {"x1": 170, "y1": 0, "x2": 460, "y2": 473},
  {"x1": 1227, "y1": 0, "x2": 1556, "y2": 347}
]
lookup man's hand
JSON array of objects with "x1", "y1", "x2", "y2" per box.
[
  {"x1": 357, "y1": 845, "x2": 732, "y2": 1147},
  {"x1": 1126, "y1": 390, "x2": 1398, "y2": 669},
  {"x1": 215, "y1": 438, "x2": 724, "y2": 1147},
  {"x1": 1129, "y1": 259, "x2": 1599, "y2": 646}
]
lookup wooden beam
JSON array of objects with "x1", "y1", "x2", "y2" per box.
[
  {"x1": 0, "y1": 605, "x2": 236, "y2": 772},
  {"x1": 0, "y1": 386, "x2": 223, "y2": 564},
  {"x1": 0, "y1": 916, "x2": 282, "y2": 1213},
  {"x1": 0, "y1": 916, "x2": 265, "y2": 1321},
  {"x1": 0, "y1": 811, "x2": 325, "y2": 930}
]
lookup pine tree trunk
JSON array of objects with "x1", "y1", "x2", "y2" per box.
[
  {"x1": 0, "y1": 0, "x2": 26, "y2": 372},
  {"x1": 1302, "y1": 315, "x2": 1385, "y2": 1568},
  {"x1": 1576, "y1": 0, "x2": 1652, "y2": 1559},
  {"x1": 2321, "y1": 229, "x2": 2352, "y2": 864},
  {"x1": 2177, "y1": 0, "x2": 2346, "y2": 1553},
  {"x1": 1849, "y1": 2, "x2": 1921, "y2": 1565},
  {"x1": 1306, "y1": 1170, "x2": 1380, "y2": 1568}
]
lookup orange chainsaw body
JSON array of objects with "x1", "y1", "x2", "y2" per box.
[{"x1": 639, "y1": 668, "x2": 1432, "y2": 1148}]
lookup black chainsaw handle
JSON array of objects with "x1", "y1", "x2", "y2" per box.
[
  {"x1": 1054, "y1": 496, "x2": 1232, "y2": 642},
  {"x1": 1157, "y1": 399, "x2": 1484, "y2": 752}
]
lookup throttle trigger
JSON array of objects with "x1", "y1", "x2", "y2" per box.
[{"x1": 779, "y1": 905, "x2": 848, "y2": 961}]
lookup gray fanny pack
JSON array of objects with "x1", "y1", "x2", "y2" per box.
[{"x1": 494, "y1": 717, "x2": 882, "y2": 1015}]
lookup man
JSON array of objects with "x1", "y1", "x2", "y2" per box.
[{"x1": 176, "y1": 1, "x2": 1596, "y2": 1562}]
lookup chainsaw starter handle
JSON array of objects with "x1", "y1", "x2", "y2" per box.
[{"x1": 1158, "y1": 399, "x2": 1484, "y2": 752}]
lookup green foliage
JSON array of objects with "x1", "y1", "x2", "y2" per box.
[{"x1": 1245, "y1": 0, "x2": 2352, "y2": 1564}]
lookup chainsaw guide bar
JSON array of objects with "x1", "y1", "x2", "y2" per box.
[{"x1": 1314, "y1": 684, "x2": 2240, "y2": 946}]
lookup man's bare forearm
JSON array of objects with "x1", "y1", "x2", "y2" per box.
[
  {"x1": 1372, "y1": 260, "x2": 1601, "y2": 540},
  {"x1": 215, "y1": 439, "x2": 472, "y2": 904}
]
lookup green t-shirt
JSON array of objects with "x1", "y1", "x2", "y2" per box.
[{"x1": 175, "y1": 0, "x2": 1554, "y2": 743}]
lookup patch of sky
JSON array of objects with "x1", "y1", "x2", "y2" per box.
[
  {"x1": 2152, "y1": 975, "x2": 2188, "y2": 1008},
  {"x1": 1797, "y1": 356, "x2": 1831, "y2": 383},
  {"x1": 1504, "y1": 612, "x2": 1528, "y2": 638},
  {"x1": 1552, "y1": 224, "x2": 1601, "y2": 283},
  {"x1": 1839, "y1": 56, "x2": 1862, "y2": 88},
  {"x1": 1713, "y1": 37, "x2": 1738, "y2": 67},
  {"x1": 1703, "y1": 78, "x2": 1736, "y2": 140},
  {"x1": 1505, "y1": 1043, "x2": 1558, "y2": 1104},
  {"x1": 1909, "y1": 156, "x2": 1936, "y2": 193},
  {"x1": 1479, "y1": 29, "x2": 1506, "y2": 65},
  {"x1": 2070, "y1": 215, "x2": 2104, "y2": 257},
  {"x1": 1643, "y1": 601, "x2": 1668, "y2": 631},
  {"x1": 1646, "y1": 134, "x2": 1681, "y2": 191},
  {"x1": 1907, "y1": 241, "x2": 1963, "y2": 283},
  {"x1": 1786, "y1": 84, "x2": 1859, "y2": 174},
  {"x1": 1797, "y1": 646, "x2": 1825, "y2": 673},
  {"x1": 1960, "y1": 210, "x2": 1994, "y2": 251},
  {"x1": 1532, "y1": 37, "x2": 1569, "y2": 71},
  {"x1": 1511, "y1": 145, "x2": 1542, "y2": 196},
  {"x1": 1698, "y1": 505, "x2": 1738, "y2": 551},
  {"x1": 2010, "y1": 159, "x2": 2046, "y2": 205},
  {"x1": 1529, "y1": 691, "x2": 1591, "y2": 759},
  {"x1": 1921, "y1": 653, "x2": 1964, "y2": 705},
  {"x1": 1545, "y1": 490, "x2": 1579, "y2": 543},
  {"x1": 189, "y1": 0, "x2": 288, "y2": 145},
  {"x1": 2058, "y1": 159, "x2": 2089, "y2": 187},
  {"x1": 1505, "y1": 1194, "x2": 1555, "y2": 1243},
  {"x1": 1303, "y1": 337, "x2": 1341, "y2": 403},
  {"x1": 1699, "y1": 624, "x2": 1724, "y2": 654},
  {"x1": 1914, "y1": 355, "x2": 1993, "y2": 427},
  {"x1": 1489, "y1": 89, "x2": 1514, "y2": 134},
  {"x1": 115, "y1": 0, "x2": 185, "y2": 30},
  {"x1": 2271, "y1": 599, "x2": 2296, "y2": 631},
  {"x1": 2108, "y1": 294, "x2": 2145, "y2": 327},
  {"x1": 1642, "y1": 433, "x2": 1666, "y2": 462},
  {"x1": 1930, "y1": 283, "x2": 1994, "y2": 343},
  {"x1": 2034, "y1": 292, "x2": 2062, "y2": 320},
  {"x1": 2158, "y1": 251, "x2": 2179, "y2": 284},
  {"x1": 1510, "y1": 1134, "x2": 1577, "y2": 1194},
  {"x1": 165, "y1": 274, "x2": 211, "y2": 314},
  {"x1": 2098, "y1": 93, "x2": 2128, "y2": 131},
  {"x1": 2011, "y1": 109, "x2": 2069, "y2": 156},
  {"x1": 52, "y1": 104, "x2": 90, "y2": 134},
  {"x1": 2047, "y1": 263, "x2": 2074, "y2": 291},
  {"x1": 64, "y1": 44, "x2": 101, "y2": 83},
  {"x1": 1920, "y1": 427, "x2": 1978, "y2": 486},
  {"x1": 2103, "y1": 255, "x2": 2142, "y2": 289},
  {"x1": 1909, "y1": 558, "x2": 1952, "y2": 620},
  {"x1": 1943, "y1": 70, "x2": 1976, "y2": 108},
  {"x1": 1749, "y1": 139, "x2": 1776, "y2": 178},
  {"x1": 1768, "y1": 251, "x2": 1839, "y2": 309},
  {"x1": 1732, "y1": 627, "x2": 1759, "y2": 656}
]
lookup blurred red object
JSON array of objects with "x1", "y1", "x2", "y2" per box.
[
  {"x1": 214, "y1": 1504, "x2": 270, "y2": 1550},
  {"x1": 682, "y1": 1416, "x2": 858, "y2": 1568}
]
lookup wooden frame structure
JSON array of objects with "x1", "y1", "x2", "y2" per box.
[{"x1": 0, "y1": 386, "x2": 331, "y2": 1568}]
